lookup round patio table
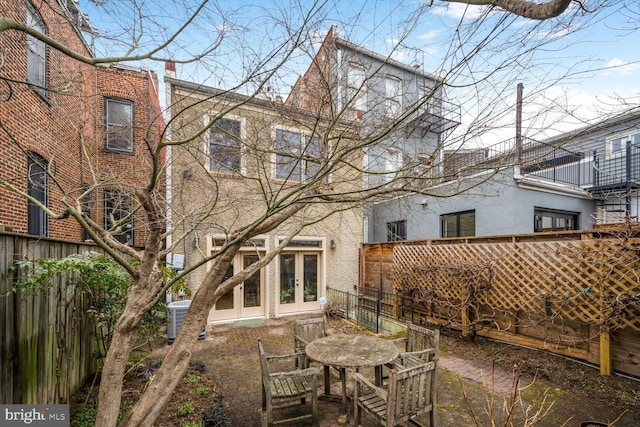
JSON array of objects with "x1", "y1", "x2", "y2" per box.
[{"x1": 305, "y1": 334, "x2": 398, "y2": 423}]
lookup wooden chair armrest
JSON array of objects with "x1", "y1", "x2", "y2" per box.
[
  {"x1": 400, "y1": 348, "x2": 436, "y2": 360},
  {"x1": 294, "y1": 334, "x2": 311, "y2": 345},
  {"x1": 269, "y1": 366, "x2": 320, "y2": 381},
  {"x1": 266, "y1": 352, "x2": 307, "y2": 366},
  {"x1": 353, "y1": 373, "x2": 388, "y2": 400}
]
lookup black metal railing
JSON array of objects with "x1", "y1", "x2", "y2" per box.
[
  {"x1": 519, "y1": 138, "x2": 587, "y2": 186},
  {"x1": 591, "y1": 142, "x2": 640, "y2": 191},
  {"x1": 326, "y1": 286, "x2": 423, "y2": 333}
]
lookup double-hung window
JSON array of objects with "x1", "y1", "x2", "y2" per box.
[
  {"x1": 209, "y1": 118, "x2": 241, "y2": 173},
  {"x1": 385, "y1": 76, "x2": 402, "y2": 117},
  {"x1": 27, "y1": 152, "x2": 48, "y2": 236},
  {"x1": 441, "y1": 210, "x2": 475, "y2": 238},
  {"x1": 347, "y1": 64, "x2": 367, "y2": 112},
  {"x1": 27, "y1": 2, "x2": 47, "y2": 97},
  {"x1": 104, "y1": 98, "x2": 134, "y2": 153},
  {"x1": 275, "y1": 129, "x2": 324, "y2": 182},
  {"x1": 104, "y1": 190, "x2": 134, "y2": 245}
]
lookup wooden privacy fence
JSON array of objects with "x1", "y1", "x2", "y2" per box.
[
  {"x1": 0, "y1": 232, "x2": 101, "y2": 404},
  {"x1": 361, "y1": 229, "x2": 640, "y2": 378}
]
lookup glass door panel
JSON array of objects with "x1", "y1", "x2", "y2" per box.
[
  {"x1": 302, "y1": 254, "x2": 318, "y2": 303},
  {"x1": 215, "y1": 265, "x2": 234, "y2": 311},
  {"x1": 279, "y1": 252, "x2": 321, "y2": 313},
  {"x1": 279, "y1": 253, "x2": 297, "y2": 305},
  {"x1": 240, "y1": 254, "x2": 263, "y2": 317}
]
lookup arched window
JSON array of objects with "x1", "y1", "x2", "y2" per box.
[{"x1": 27, "y1": 152, "x2": 48, "y2": 236}]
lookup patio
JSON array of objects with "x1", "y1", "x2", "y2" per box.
[{"x1": 185, "y1": 315, "x2": 638, "y2": 427}]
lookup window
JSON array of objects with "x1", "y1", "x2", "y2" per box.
[
  {"x1": 104, "y1": 98, "x2": 134, "y2": 153},
  {"x1": 275, "y1": 129, "x2": 324, "y2": 182},
  {"x1": 27, "y1": 152, "x2": 48, "y2": 236},
  {"x1": 387, "y1": 220, "x2": 407, "y2": 241},
  {"x1": 347, "y1": 64, "x2": 367, "y2": 111},
  {"x1": 608, "y1": 131, "x2": 640, "y2": 156},
  {"x1": 417, "y1": 85, "x2": 433, "y2": 115},
  {"x1": 384, "y1": 147, "x2": 403, "y2": 182},
  {"x1": 27, "y1": 2, "x2": 47, "y2": 97},
  {"x1": 441, "y1": 210, "x2": 475, "y2": 238},
  {"x1": 385, "y1": 76, "x2": 402, "y2": 117},
  {"x1": 81, "y1": 186, "x2": 92, "y2": 241},
  {"x1": 104, "y1": 190, "x2": 134, "y2": 245},
  {"x1": 209, "y1": 118, "x2": 241, "y2": 172},
  {"x1": 534, "y1": 208, "x2": 578, "y2": 232}
]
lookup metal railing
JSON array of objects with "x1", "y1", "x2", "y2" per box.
[
  {"x1": 519, "y1": 138, "x2": 587, "y2": 185},
  {"x1": 326, "y1": 286, "x2": 420, "y2": 333}
]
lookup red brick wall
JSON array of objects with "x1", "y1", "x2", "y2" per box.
[{"x1": 0, "y1": 0, "x2": 164, "y2": 246}]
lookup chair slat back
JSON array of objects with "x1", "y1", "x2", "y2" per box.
[
  {"x1": 293, "y1": 318, "x2": 327, "y2": 351},
  {"x1": 406, "y1": 323, "x2": 440, "y2": 356},
  {"x1": 388, "y1": 361, "x2": 436, "y2": 425}
]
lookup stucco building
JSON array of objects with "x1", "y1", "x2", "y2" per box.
[{"x1": 165, "y1": 73, "x2": 362, "y2": 323}]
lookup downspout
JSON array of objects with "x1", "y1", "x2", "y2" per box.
[
  {"x1": 514, "y1": 83, "x2": 523, "y2": 179},
  {"x1": 164, "y1": 62, "x2": 175, "y2": 291},
  {"x1": 626, "y1": 139, "x2": 632, "y2": 216}
]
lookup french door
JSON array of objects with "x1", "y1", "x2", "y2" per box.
[
  {"x1": 210, "y1": 253, "x2": 264, "y2": 321},
  {"x1": 278, "y1": 251, "x2": 320, "y2": 314}
]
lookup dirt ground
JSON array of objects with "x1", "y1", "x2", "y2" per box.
[{"x1": 70, "y1": 317, "x2": 640, "y2": 426}]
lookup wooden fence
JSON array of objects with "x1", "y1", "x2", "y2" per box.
[
  {"x1": 361, "y1": 229, "x2": 640, "y2": 378},
  {"x1": 0, "y1": 232, "x2": 101, "y2": 404}
]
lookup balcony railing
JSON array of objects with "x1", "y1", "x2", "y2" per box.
[
  {"x1": 590, "y1": 143, "x2": 640, "y2": 192},
  {"x1": 519, "y1": 138, "x2": 587, "y2": 186},
  {"x1": 407, "y1": 97, "x2": 461, "y2": 135}
]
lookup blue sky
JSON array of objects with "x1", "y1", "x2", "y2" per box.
[{"x1": 79, "y1": 1, "x2": 639, "y2": 143}]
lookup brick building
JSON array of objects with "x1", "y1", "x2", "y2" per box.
[{"x1": 0, "y1": 0, "x2": 164, "y2": 246}]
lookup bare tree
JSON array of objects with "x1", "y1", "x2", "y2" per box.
[{"x1": 1, "y1": 0, "x2": 636, "y2": 426}]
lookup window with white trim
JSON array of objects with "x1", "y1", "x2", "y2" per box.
[
  {"x1": 608, "y1": 131, "x2": 640, "y2": 156},
  {"x1": 209, "y1": 118, "x2": 241, "y2": 173},
  {"x1": 275, "y1": 129, "x2": 324, "y2": 182},
  {"x1": 27, "y1": 2, "x2": 47, "y2": 97},
  {"x1": 104, "y1": 98, "x2": 134, "y2": 153},
  {"x1": 347, "y1": 64, "x2": 367, "y2": 111},
  {"x1": 385, "y1": 76, "x2": 402, "y2": 117}
]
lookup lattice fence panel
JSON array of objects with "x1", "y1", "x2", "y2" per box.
[{"x1": 394, "y1": 237, "x2": 640, "y2": 333}]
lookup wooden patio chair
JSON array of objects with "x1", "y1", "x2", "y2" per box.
[
  {"x1": 293, "y1": 317, "x2": 334, "y2": 367},
  {"x1": 258, "y1": 339, "x2": 320, "y2": 427},
  {"x1": 389, "y1": 323, "x2": 440, "y2": 365},
  {"x1": 385, "y1": 323, "x2": 439, "y2": 380},
  {"x1": 354, "y1": 360, "x2": 438, "y2": 427}
]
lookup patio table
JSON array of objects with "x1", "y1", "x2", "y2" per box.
[{"x1": 304, "y1": 334, "x2": 398, "y2": 423}]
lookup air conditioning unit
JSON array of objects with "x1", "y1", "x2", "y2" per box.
[{"x1": 167, "y1": 300, "x2": 205, "y2": 344}]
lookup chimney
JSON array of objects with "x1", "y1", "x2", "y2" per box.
[{"x1": 165, "y1": 61, "x2": 176, "y2": 78}]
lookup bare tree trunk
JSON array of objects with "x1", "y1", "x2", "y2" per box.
[
  {"x1": 120, "y1": 249, "x2": 237, "y2": 426},
  {"x1": 94, "y1": 325, "x2": 141, "y2": 427},
  {"x1": 120, "y1": 307, "x2": 204, "y2": 426}
]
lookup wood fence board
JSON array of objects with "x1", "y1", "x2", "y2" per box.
[{"x1": 1, "y1": 233, "x2": 102, "y2": 404}]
